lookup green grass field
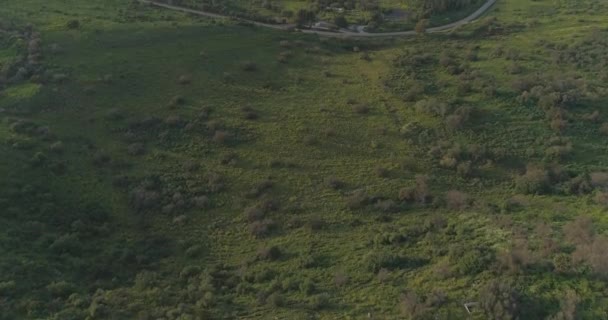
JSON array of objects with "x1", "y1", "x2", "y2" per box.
[{"x1": 2, "y1": 0, "x2": 608, "y2": 319}]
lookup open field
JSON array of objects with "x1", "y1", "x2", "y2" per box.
[{"x1": 2, "y1": 0, "x2": 608, "y2": 319}]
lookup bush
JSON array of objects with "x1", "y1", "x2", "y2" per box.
[
  {"x1": 334, "y1": 272, "x2": 348, "y2": 287},
  {"x1": 192, "y1": 195, "x2": 209, "y2": 208},
  {"x1": 345, "y1": 190, "x2": 370, "y2": 209},
  {"x1": 563, "y1": 216, "x2": 594, "y2": 246},
  {"x1": 363, "y1": 251, "x2": 412, "y2": 273},
  {"x1": 177, "y1": 74, "x2": 191, "y2": 85},
  {"x1": 241, "y1": 61, "x2": 258, "y2": 72},
  {"x1": 334, "y1": 15, "x2": 348, "y2": 28},
  {"x1": 257, "y1": 246, "x2": 282, "y2": 261},
  {"x1": 479, "y1": 280, "x2": 520, "y2": 320},
  {"x1": 353, "y1": 104, "x2": 370, "y2": 114},
  {"x1": 299, "y1": 279, "x2": 315, "y2": 295},
  {"x1": 179, "y1": 265, "x2": 201, "y2": 279},
  {"x1": 590, "y1": 172, "x2": 608, "y2": 188},
  {"x1": 212, "y1": 130, "x2": 229, "y2": 144},
  {"x1": 600, "y1": 122, "x2": 608, "y2": 135},
  {"x1": 450, "y1": 246, "x2": 494, "y2": 275},
  {"x1": 267, "y1": 292, "x2": 285, "y2": 308},
  {"x1": 67, "y1": 20, "x2": 80, "y2": 29},
  {"x1": 49, "y1": 141, "x2": 64, "y2": 153},
  {"x1": 594, "y1": 191, "x2": 608, "y2": 207},
  {"x1": 399, "y1": 291, "x2": 428, "y2": 318},
  {"x1": 249, "y1": 219, "x2": 276, "y2": 238},
  {"x1": 309, "y1": 293, "x2": 330, "y2": 310},
  {"x1": 325, "y1": 176, "x2": 345, "y2": 189},
  {"x1": 46, "y1": 281, "x2": 75, "y2": 298},
  {"x1": 456, "y1": 161, "x2": 473, "y2": 178},
  {"x1": 127, "y1": 143, "x2": 145, "y2": 156},
  {"x1": 245, "y1": 206, "x2": 265, "y2": 222},
  {"x1": 515, "y1": 165, "x2": 550, "y2": 194},
  {"x1": 445, "y1": 190, "x2": 470, "y2": 210},
  {"x1": 0, "y1": 281, "x2": 16, "y2": 296}
]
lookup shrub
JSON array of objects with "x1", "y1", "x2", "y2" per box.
[
  {"x1": 164, "y1": 115, "x2": 184, "y2": 127},
  {"x1": 179, "y1": 265, "x2": 201, "y2": 279},
  {"x1": 127, "y1": 143, "x2": 145, "y2": 156},
  {"x1": 325, "y1": 176, "x2": 345, "y2": 189},
  {"x1": 563, "y1": 175, "x2": 592, "y2": 195},
  {"x1": 168, "y1": 95, "x2": 185, "y2": 107},
  {"x1": 374, "y1": 199, "x2": 398, "y2": 213},
  {"x1": 582, "y1": 110, "x2": 600, "y2": 122},
  {"x1": 245, "y1": 206, "x2": 265, "y2": 222},
  {"x1": 206, "y1": 172, "x2": 225, "y2": 193},
  {"x1": 192, "y1": 195, "x2": 209, "y2": 208},
  {"x1": 594, "y1": 191, "x2": 608, "y2": 207},
  {"x1": 563, "y1": 216, "x2": 594, "y2": 246},
  {"x1": 66, "y1": 20, "x2": 80, "y2": 29},
  {"x1": 345, "y1": 190, "x2": 370, "y2": 209},
  {"x1": 49, "y1": 141, "x2": 64, "y2": 153},
  {"x1": 307, "y1": 217, "x2": 324, "y2": 231},
  {"x1": 515, "y1": 165, "x2": 550, "y2": 194},
  {"x1": 46, "y1": 281, "x2": 75, "y2": 298},
  {"x1": 552, "y1": 254, "x2": 572, "y2": 274},
  {"x1": 399, "y1": 291, "x2": 428, "y2": 318},
  {"x1": 364, "y1": 251, "x2": 411, "y2": 273},
  {"x1": 377, "y1": 268, "x2": 390, "y2": 283},
  {"x1": 302, "y1": 135, "x2": 317, "y2": 145},
  {"x1": 245, "y1": 179, "x2": 274, "y2": 198},
  {"x1": 185, "y1": 245, "x2": 203, "y2": 258},
  {"x1": 309, "y1": 293, "x2": 330, "y2": 310},
  {"x1": 267, "y1": 293, "x2": 285, "y2": 308},
  {"x1": 450, "y1": 246, "x2": 494, "y2": 275},
  {"x1": 177, "y1": 74, "x2": 191, "y2": 85},
  {"x1": 353, "y1": 104, "x2": 370, "y2": 114},
  {"x1": 334, "y1": 272, "x2": 348, "y2": 287},
  {"x1": 550, "y1": 117, "x2": 567, "y2": 133},
  {"x1": 590, "y1": 172, "x2": 608, "y2": 188},
  {"x1": 212, "y1": 130, "x2": 229, "y2": 144},
  {"x1": 299, "y1": 279, "x2": 315, "y2": 295},
  {"x1": 445, "y1": 190, "x2": 470, "y2": 210},
  {"x1": 456, "y1": 161, "x2": 473, "y2": 178},
  {"x1": 439, "y1": 155, "x2": 457, "y2": 169},
  {"x1": 497, "y1": 244, "x2": 533, "y2": 274},
  {"x1": 479, "y1": 280, "x2": 520, "y2": 320},
  {"x1": 408, "y1": 175, "x2": 432, "y2": 204},
  {"x1": 375, "y1": 166, "x2": 390, "y2": 178},
  {"x1": 249, "y1": 219, "x2": 276, "y2": 238},
  {"x1": 129, "y1": 187, "x2": 161, "y2": 212},
  {"x1": 242, "y1": 108, "x2": 259, "y2": 120},
  {"x1": 29, "y1": 151, "x2": 48, "y2": 167},
  {"x1": 257, "y1": 246, "x2": 282, "y2": 261},
  {"x1": 0, "y1": 281, "x2": 16, "y2": 296},
  {"x1": 92, "y1": 151, "x2": 111, "y2": 166},
  {"x1": 241, "y1": 61, "x2": 258, "y2": 72}
]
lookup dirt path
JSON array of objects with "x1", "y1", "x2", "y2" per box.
[{"x1": 137, "y1": 0, "x2": 498, "y2": 38}]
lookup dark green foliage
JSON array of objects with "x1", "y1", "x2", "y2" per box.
[
  {"x1": 479, "y1": 280, "x2": 520, "y2": 320},
  {"x1": 515, "y1": 165, "x2": 551, "y2": 195},
  {"x1": 3, "y1": 0, "x2": 608, "y2": 318}
]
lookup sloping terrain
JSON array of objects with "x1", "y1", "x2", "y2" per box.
[{"x1": 1, "y1": 0, "x2": 608, "y2": 319}]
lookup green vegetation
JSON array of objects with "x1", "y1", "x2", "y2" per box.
[
  {"x1": 2, "y1": 0, "x2": 608, "y2": 319},
  {"x1": 164, "y1": 0, "x2": 485, "y2": 31}
]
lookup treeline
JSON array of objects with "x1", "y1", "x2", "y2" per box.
[{"x1": 412, "y1": 0, "x2": 482, "y2": 17}]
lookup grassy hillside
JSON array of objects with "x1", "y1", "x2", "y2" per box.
[{"x1": 2, "y1": 0, "x2": 608, "y2": 319}]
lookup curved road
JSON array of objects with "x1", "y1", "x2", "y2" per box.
[{"x1": 138, "y1": 0, "x2": 498, "y2": 38}]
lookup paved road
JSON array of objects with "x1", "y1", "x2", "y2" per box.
[{"x1": 138, "y1": 0, "x2": 498, "y2": 38}]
